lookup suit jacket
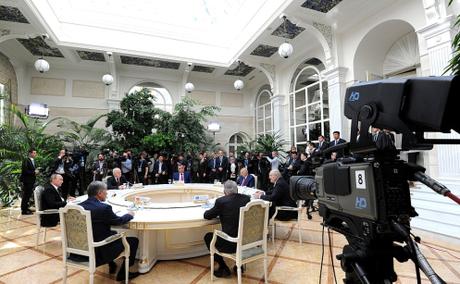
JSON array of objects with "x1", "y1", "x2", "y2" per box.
[
  {"x1": 41, "y1": 183, "x2": 66, "y2": 227},
  {"x1": 153, "y1": 161, "x2": 168, "y2": 175},
  {"x1": 204, "y1": 193, "x2": 250, "y2": 238},
  {"x1": 79, "y1": 197, "x2": 133, "y2": 264},
  {"x1": 236, "y1": 174, "x2": 255, "y2": 188},
  {"x1": 316, "y1": 141, "x2": 329, "y2": 152},
  {"x1": 329, "y1": 138, "x2": 346, "y2": 147},
  {"x1": 261, "y1": 177, "x2": 296, "y2": 208},
  {"x1": 215, "y1": 156, "x2": 228, "y2": 171},
  {"x1": 106, "y1": 175, "x2": 127, "y2": 189},
  {"x1": 173, "y1": 171, "x2": 192, "y2": 183},
  {"x1": 20, "y1": 158, "x2": 36, "y2": 184}
]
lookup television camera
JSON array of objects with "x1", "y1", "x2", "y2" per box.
[{"x1": 290, "y1": 76, "x2": 460, "y2": 283}]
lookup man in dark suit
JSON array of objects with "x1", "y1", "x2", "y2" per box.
[
  {"x1": 236, "y1": 168, "x2": 255, "y2": 188},
  {"x1": 215, "y1": 150, "x2": 228, "y2": 182},
  {"x1": 79, "y1": 181, "x2": 140, "y2": 281},
  {"x1": 172, "y1": 164, "x2": 192, "y2": 183},
  {"x1": 330, "y1": 131, "x2": 347, "y2": 158},
  {"x1": 106, "y1": 168, "x2": 127, "y2": 189},
  {"x1": 204, "y1": 180, "x2": 250, "y2": 277},
  {"x1": 41, "y1": 174, "x2": 74, "y2": 227},
  {"x1": 255, "y1": 170, "x2": 297, "y2": 220},
  {"x1": 20, "y1": 149, "x2": 37, "y2": 215},
  {"x1": 316, "y1": 135, "x2": 329, "y2": 152},
  {"x1": 153, "y1": 154, "x2": 168, "y2": 184},
  {"x1": 92, "y1": 153, "x2": 108, "y2": 181},
  {"x1": 283, "y1": 152, "x2": 300, "y2": 181}
]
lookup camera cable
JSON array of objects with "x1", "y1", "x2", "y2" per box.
[{"x1": 328, "y1": 228, "x2": 338, "y2": 284}]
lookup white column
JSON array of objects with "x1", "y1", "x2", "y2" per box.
[
  {"x1": 271, "y1": 94, "x2": 285, "y2": 137},
  {"x1": 323, "y1": 67, "x2": 348, "y2": 140},
  {"x1": 418, "y1": 14, "x2": 458, "y2": 178}
]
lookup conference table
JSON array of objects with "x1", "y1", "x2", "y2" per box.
[{"x1": 74, "y1": 183, "x2": 259, "y2": 273}]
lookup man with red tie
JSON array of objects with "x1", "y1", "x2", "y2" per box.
[
  {"x1": 236, "y1": 168, "x2": 255, "y2": 188},
  {"x1": 173, "y1": 163, "x2": 192, "y2": 183}
]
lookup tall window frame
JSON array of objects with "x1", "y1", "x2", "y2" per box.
[
  {"x1": 228, "y1": 133, "x2": 245, "y2": 155},
  {"x1": 288, "y1": 65, "x2": 330, "y2": 151},
  {"x1": 255, "y1": 89, "x2": 273, "y2": 136}
]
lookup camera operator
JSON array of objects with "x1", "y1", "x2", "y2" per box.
[
  {"x1": 256, "y1": 152, "x2": 270, "y2": 190},
  {"x1": 53, "y1": 149, "x2": 73, "y2": 199},
  {"x1": 297, "y1": 152, "x2": 313, "y2": 176},
  {"x1": 254, "y1": 170, "x2": 297, "y2": 220}
]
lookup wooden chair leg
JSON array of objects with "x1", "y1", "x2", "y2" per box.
[
  {"x1": 263, "y1": 256, "x2": 268, "y2": 284},
  {"x1": 237, "y1": 266, "x2": 242, "y2": 284},
  {"x1": 210, "y1": 253, "x2": 214, "y2": 281},
  {"x1": 35, "y1": 225, "x2": 40, "y2": 248},
  {"x1": 62, "y1": 266, "x2": 68, "y2": 284},
  {"x1": 272, "y1": 222, "x2": 276, "y2": 244},
  {"x1": 43, "y1": 227, "x2": 47, "y2": 244},
  {"x1": 298, "y1": 218, "x2": 302, "y2": 244},
  {"x1": 89, "y1": 272, "x2": 94, "y2": 284},
  {"x1": 125, "y1": 256, "x2": 129, "y2": 284}
]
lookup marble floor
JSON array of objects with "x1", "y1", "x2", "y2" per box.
[{"x1": 0, "y1": 208, "x2": 459, "y2": 284}]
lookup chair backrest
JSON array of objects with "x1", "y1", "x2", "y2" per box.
[
  {"x1": 34, "y1": 185, "x2": 45, "y2": 212},
  {"x1": 238, "y1": 200, "x2": 269, "y2": 247},
  {"x1": 59, "y1": 204, "x2": 94, "y2": 257},
  {"x1": 250, "y1": 174, "x2": 258, "y2": 189}
]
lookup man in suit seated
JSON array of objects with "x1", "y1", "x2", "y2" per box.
[
  {"x1": 236, "y1": 168, "x2": 255, "y2": 188},
  {"x1": 41, "y1": 174, "x2": 74, "y2": 227},
  {"x1": 254, "y1": 170, "x2": 297, "y2": 221},
  {"x1": 172, "y1": 163, "x2": 192, "y2": 183},
  {"x1": 203, "y1": 180, "x2": 250, "y2": 278},
  {"x1": 106, "y1": 168, "x2": 127, "y2": 190},
  {"x1": 79, "y1": 181, "x2": 140, "y2": 281}
]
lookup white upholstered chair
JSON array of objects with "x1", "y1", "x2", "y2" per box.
[
  {"x1": 33, "y1": 185, "x2": 59, "y2": 247},
  {"x1": 270, "y1": 200, "x2": 304, "y2": 244},
  {"x1": 250, "y1": 174, "x2": 258, "y2": 189},
  {"x1": 210, "y1": 200, "x2": 269, "y2": 284},
  {"x1": 59, "y1": 204, "x2": 130, "y2": 284}
]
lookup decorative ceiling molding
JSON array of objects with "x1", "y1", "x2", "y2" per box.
[
  {"x1": 224, "y1": 62, "x2": 255, "y2": 77},
  {"x1": 301, "y1": 0, "x2": 342, "y2": 13},
  {"x1": 0, "y1": 5, "x2": 29, "y2": 23},
  {"x1": 271, "y1": 19, "x2": 305, "y2": 39},
  {"x1": 250, "y1": 44, "x2": 278, "y2": 57},
  {"x1": 17, "y1": 37, "x2": 64, "y2": 58},
  {"x1": 76, "y1": 50, "x2": 106, "y2": 62},
  {"x1": 192, "y1": 65, "x2": 215, "y2": 73},
  {"x1": 312, "y1": 22, "x2": 333, "y2": 51},
  {"x1": 120, "y1": 55, "x2": 180, "y2": 69}
]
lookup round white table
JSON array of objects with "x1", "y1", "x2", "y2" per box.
[{"x1": 76, "y1": 183, "x2": 257, "y2": 273}]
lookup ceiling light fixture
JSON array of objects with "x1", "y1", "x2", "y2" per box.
[
  {"x1": 34, "y1": 34, "x2": 50, "y2": 73},
  {"x1": 102, "y1": 52, "x2": 114, "y2": 86},
  {"x1": 278, "y1": 16, "x2": 294, "y2": 59},
  {"x1": 234, "y1": 79, "x2": 244, "y2": 91},
  {"x1": 185, "y1": 82, "x2": 195, "y2": 93}
]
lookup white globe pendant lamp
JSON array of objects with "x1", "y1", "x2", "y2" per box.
[
  {"x1": 102, "y1": 74, "x2": 114, "y2": 86},
  {"x1": 185, "y1": 82, "x2": 195, "y2": 93},
  {"x1": 34, "y1": 58, "x2": 50, "y2": 73},
  {"x1": 278, "y1": 42, "x2": 293, "y2": 59},
  {"x1": 234, "y1": 79, "x2": 244, "y2": 91}
]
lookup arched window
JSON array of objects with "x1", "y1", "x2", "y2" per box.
[
  {"x1": 228, "y1": 133, "x2": 245, "y2": 156},
  {"x1": 255, "y1": 87, "x2": 272, "y2": 136},
  {"x1": 289, "y1": 60, "x2": 329, "y2": 151},
  {"x1": 129, "y1": 82, "x2": 173, "y2": 113}
]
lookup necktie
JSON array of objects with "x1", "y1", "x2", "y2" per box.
[
  {"x1": 31, "y1": 159, "x2": 35, "y2": 168},
  {"x1": 242, "y1": 177, "x2": 247, "y2": 186},
  {"x1": 116, "y1": 178, "x2": 119, "y2": 184},
  {"x1": 180, "y1": 173, "x2": 184, "y2": 181}
]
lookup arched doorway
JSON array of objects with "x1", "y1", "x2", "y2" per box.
[
  {"x1": 128, "y1": 82, "x2": 173, "y2": 113},
  {"x1": 288, "y1": 58, "x2": 328, "y2": 152}
]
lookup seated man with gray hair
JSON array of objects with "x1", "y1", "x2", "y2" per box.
[
  {"x1": 203, "y1": 180, "x2": 250, "y2": 278},
  {"x1": 106, "y1": 167, "x2": 127, "y2": 189},
  {"x1": 255, "y1": 169, "x2": 297, "y2": 220}
]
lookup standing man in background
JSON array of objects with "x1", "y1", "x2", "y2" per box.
[{"x1": 20, "y1": 149, "x2": 38, "y2": 215}]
